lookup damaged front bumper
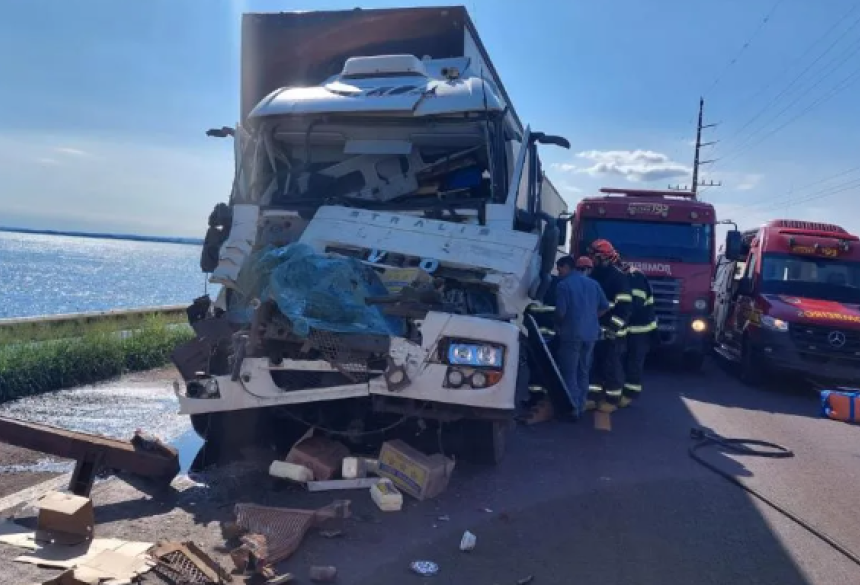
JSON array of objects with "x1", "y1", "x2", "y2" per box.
[{"x1": 174, "y1": 311, "x2": 521, "y2": 416}]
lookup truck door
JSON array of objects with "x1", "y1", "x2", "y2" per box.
[
  {"x1": 729, "y1": 253, "x2": 757, "y2": 340},
  {"x1": 712, "y1": 257, "x2": 735, "y2": 341}
]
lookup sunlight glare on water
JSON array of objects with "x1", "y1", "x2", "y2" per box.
[{"x1": 0, "y1": 231, "x2": 206, "y2": 318}]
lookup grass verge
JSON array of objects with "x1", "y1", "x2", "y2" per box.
[{"x1": 0, "y1": 317, "x2": 194, "y2": 402}]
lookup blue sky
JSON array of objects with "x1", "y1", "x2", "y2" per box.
[{"x1": 1, "y1": 0, "x2": 859, "y2": 238}]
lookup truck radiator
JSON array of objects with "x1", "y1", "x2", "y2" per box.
[
  {"x1": 649, "y1": 277, "x2": 682, "y2": 343},
  {"x1": 790, "y1": 324, "x2": 860, "y2": 362}
]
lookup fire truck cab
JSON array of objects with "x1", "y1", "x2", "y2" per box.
[
  {"x1": 713, "y1": 219, "x2": 860, "y2": 385},
  {"x1": 569, "y1": 188, "x2": 716, "y2": 369}
]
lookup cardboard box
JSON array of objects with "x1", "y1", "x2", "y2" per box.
[
  {"x1": 377, "y1": 440, "x2": 454, "y2": 501},
  {"x1": 285, "y1": 437, "x2": 350, "y2": 481},
  {"x1": 36, "y1": 491, "x2": 94, "y2": 545}
]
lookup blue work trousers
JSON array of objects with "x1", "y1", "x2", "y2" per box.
[{"x1": 556, "y1": 339, "x2": 596, "y2": 413}]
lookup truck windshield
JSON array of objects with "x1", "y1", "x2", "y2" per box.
[
  {"x1": 761, "y1": 253, "x2": 860, "y2": 304},
  {"x1": 578, "y1": 219, "x2": 713, "y2": 264}
]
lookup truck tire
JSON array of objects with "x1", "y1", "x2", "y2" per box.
[{"x1": 462, "y1": 419, "x2": 509, "y2": 465}]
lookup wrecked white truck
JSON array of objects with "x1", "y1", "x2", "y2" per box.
[{"x1": 172, "y1": 6, "x2": 571, "y2": 463}]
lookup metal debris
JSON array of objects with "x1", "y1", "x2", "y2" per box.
[
  {"x1": 410, "y1": 560, "x2": 439, "y2": 576},
  {"x1": 320, "y1": 530, "x2": 343, "y2": 539},
  {"x1": 233, "y1": 500, "x2": 351, "y2": 568},
  {"x1": 151, "y1": 541, "x2": 232, "y2": 584}
]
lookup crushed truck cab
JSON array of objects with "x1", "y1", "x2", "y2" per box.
[
  {"x1": 170, "y1": 6, "x2": 571, "y2": 464},
  {"x1": 713, "y1": 219, "x2": 860, "y2": 385}
]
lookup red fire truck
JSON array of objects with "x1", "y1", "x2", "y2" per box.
[
  {"x1": 569, "y1": 188, "x2": 717, "y2": 369},
  {"x1": 712, "y1": 219, "x2": 860, "y2": 385}
]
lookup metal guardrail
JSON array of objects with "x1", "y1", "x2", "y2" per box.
[{"x1": 0, "y1": 305, "x2": 188, "y2": 343}]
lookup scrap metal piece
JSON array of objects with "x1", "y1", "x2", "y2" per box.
[
  {"x1": 233, "y1": 500, "x2": 351, "y2": 567},
  {"x1": 0, "y1": 417, "x2": 179, "y2": 497},
  {"x1": 151, "y1": 541, "x2": 232, "y2": 584}
]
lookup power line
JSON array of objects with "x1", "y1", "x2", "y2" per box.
[
  {"x1": 685, "y1": 0, "x2": 786, "y2": 125},
  {"x1": 716, "y1": 33, "x2": 860, "y2": 163},
  {"x1": 701, "y1": 0, "x2": 786, "y2": 98},
  {"x1": 710, "y1": 9, "x2": 860, "y2": 164},
  {"x1": 718, "y1": 63, "x2": 860, "y2": 167},
  {"x1": 739, "y1": 163, "x2": 860, "y2": 211},
  {"x1": 767, "y1": 176, "x2": 860, "y2": 212},
  {"x1": 719, "y1": 3, "x2": 860, "y2": 127}
]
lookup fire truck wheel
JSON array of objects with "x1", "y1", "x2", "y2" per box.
[
  {"x1": 462, "y1": 419, "x2": 509, "y2": 465},
  {"x1": 740, "y1": 339, "x2": 764, "y2": 386}
]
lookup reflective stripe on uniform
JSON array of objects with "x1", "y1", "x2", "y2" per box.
[
  {"x1": 539, "y1": 327, "x2": 556, "y2": 336},
  {"x1": 530, "y1": 305, "x2": 555, "y2": 313},
  {"x1": 632, "y1": 288, "x2": 647, "y2": 300},
  {"x1": 629, "y1": 322, "x2": 657, "y2": 334},
  {"x1": 645, "y1": 296, "x2": 654, "y2": 306},
  {"x1": 616, "y1": 329, "x2": 628, "y2": 337},
  {"x1": 588, "y1": 385, "x2": 602, "y2": 394},
  {"x1": 611, "y1": 315, "x2": 626, "y2": 328},
  {"x1": 623, "y1": 383, "x2": 642, "y2": 393},
  {"x1": 605, "y1": 388, "x2": 623, "y2": 398},
  {"x1": 614, "y1": 293, "x2": 633, "y2": 303}
]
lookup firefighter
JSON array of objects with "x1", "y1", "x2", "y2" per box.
[
  {"x1": 585, "y1": 239, "x2": 633, "y2": 413},
  {"x1": 620, "y1": 263, "x2": 657, "y2": 408}
]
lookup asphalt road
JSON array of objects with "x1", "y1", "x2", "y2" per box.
[{"x1": 2, "y1": 359, "x2": 860, "y2": 585}]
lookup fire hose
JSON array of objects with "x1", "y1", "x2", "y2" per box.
[{"x1": 688, "y1": 427, "x2": 860, "y2": 567}]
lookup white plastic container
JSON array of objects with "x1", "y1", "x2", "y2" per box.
[
  {"x1": 370, "y1": 479, "x2": 403, "y2": 512},
  {"x1": 269, "y1": 460, "x2": 314, "y2": 483}
]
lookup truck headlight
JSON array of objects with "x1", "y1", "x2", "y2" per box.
[
  {"x1": 694, "y1": 299, "x2": 708, "y2": 311},
  {"x1": 445, "y1": 341, "x2": 504, "y2": 369},
  {"x1": 691, "y1": 319, "x2": 708, "y2": 333},
  {"x1": 761, "y1": 315, "x2": 789, "y2": 332}
]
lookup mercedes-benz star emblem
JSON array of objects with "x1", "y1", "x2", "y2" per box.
[{"x1": 828, "y1": 331, "x2": 847, "y2": 348}]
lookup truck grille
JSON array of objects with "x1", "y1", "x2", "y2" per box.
[
  {"x1": 650, "y1": 277, "x2": 682, "y2": 340},
  {"x1": 790, "y1": 324, "x2": 860, "y2": 358}
]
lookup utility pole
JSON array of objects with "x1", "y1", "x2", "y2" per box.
[{"x1": 670, "y1": 97, "x2": 721, "y2": 196}]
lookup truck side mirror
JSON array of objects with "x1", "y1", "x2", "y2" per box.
[
  {"x1": 725, "y1": 230, "x2": 743, "y2": 261},
  {"x1": 556, "y1": 217, "x2": 568, "y2": 247},
  {"x1": 531, "y1": 132, "x2": 571, "y2": 150}
]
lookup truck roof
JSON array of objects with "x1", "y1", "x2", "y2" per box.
[
  {"x1": 240, "y1": 6, "x2": 521, "y2": 129},
  {"x1": 575, "y1": 188, "x2": 716, "y2": 224}
]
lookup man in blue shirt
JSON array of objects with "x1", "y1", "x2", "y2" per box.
[{"x1": 554, "y1": 255, "x2": 611, "y2": 416}]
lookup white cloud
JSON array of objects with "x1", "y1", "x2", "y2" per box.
[
  {"x1": 550, "y1": 162, "x2": 578, "y2": 173},
  {"x1": 554, "y1": 149, "x2": 692, "y2": 183},
  {"x1": 35, "y1": 157, "x2": 60, "y2": 165},
  {"x1": 54, "y1": 147, "x2": 91, "y2": 157}
]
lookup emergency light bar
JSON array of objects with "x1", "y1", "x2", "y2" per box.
[
  {"x1": 779, "y1": 228, "x2": 859, "y2": 242},
  {"x1": 599, "y1": 187, "x2": 697, "y2": 200}
]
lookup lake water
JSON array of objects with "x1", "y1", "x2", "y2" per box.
[{"x1": 0, "y1": 231, "x2": 208, "y2": 319}]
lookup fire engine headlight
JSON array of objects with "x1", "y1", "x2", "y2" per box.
[
  {"x1": 762, "y1": 315, "x2": 789, "y2": 332},
  {"x1": 446, "y1": 341, "x2": 504, "y2": 369},
  {"x1": 691, "y1": 319, "x2": 708, "y2": 333},
  {"x1": 694, "y1": 299, "x2": 708, "y2": 311}
]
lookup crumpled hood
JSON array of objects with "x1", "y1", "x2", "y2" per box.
[{"x1": 762, "y1": 294, "x2": 860, "y2": 326}]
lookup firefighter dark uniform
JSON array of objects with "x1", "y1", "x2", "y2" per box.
[
  {"x1": 586, "y1": 241, "x2": 633, "y2": 413},
  {"x1": 620, "y1": 265, "x2": 657, "y2": 407}
]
